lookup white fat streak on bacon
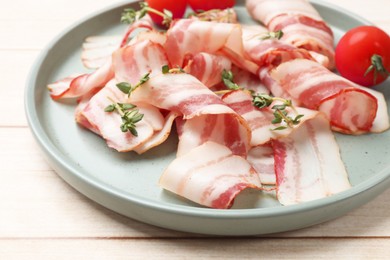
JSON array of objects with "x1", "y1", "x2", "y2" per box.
[
  {"x1": 133, "y1": 112, "x2": 179, "y2": 154},
  {"x1": 273, "y1": 114, "x2": 351, "y2": 205},
  {"x1": 270, "y1": 59, "x2": 378, "y2": 133},
  {"x1": 165, "y1": 19, "x2": 258, "y2": 74},
  {"x1": 76, "y1": 80, "x2": 160, "y2": 152},
  {"x1": 113, "y1": 40, "x2": 168, "y2": 84},
  {"x1": 130, "y1": 73, "x2": 234, "y2": 119},
  {"x1": 82, "y1": 35, "x2": 122, "y2": 69},
  {"x1": 48, "y1": 59, "x2": 114, "y2": 100},
  {"x1": 130, "y1": 73, "x2": 251, "y2": 156},
  {"x1": 241, "y1": 24, "x2": 317, "y2": 69},
  {"x1": 119, "y1": 15, "x2": 154, "y2": 47},
  {"x1": 246, "y1": 0, "x2": 322, "y2": 29},
  {"x1": 185, "y1": 53, "x2": 232, "y2": 88},
  {"x1": 222, "y1": 90, "x2": 319, "y2": 146},
  {"x1": 159, "y1": 141, "x2": 262, "y2": 209},
  {"x1": 231, "y1": 65, "x2": 269, "y2": 94},
  {"x1": 246, "y1": 0, "x2": 334, "y2": 69},
  {"x1": 268, "y1": 15, "x2": 334, "y2": 69},
  {"x1": 247, "y1": 144, "x2": 276, "y2": 185},
  {"x1": 176, "y1": 112, "x2": 251, "y2": 158}
]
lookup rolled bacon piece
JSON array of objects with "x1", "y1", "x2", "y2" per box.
[
  {"x1": 269, "y1": 59, "x2": 381, "y2": 134},
  {"x1": 273, "y1": 114, "x2": 351, "y2": 205},
  {"x1": 159, "y1": 141, "x2": 262, "y2": 209},
  {"x1": 165, "y1": 19, "x2": 259, "y2": 74},
  {"x1": 246, "y1": 0, "x2": 335, "y2": 69}
]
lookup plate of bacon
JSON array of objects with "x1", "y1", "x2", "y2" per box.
[{"x1": 25, "y1": 0, "x2": 390, "y2": 235}]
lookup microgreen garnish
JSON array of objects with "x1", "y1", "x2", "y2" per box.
[
  {"x1": 105, "y1": 97, "x2": 144, "y2": 136},
  {"x1": 121, "y1": 2, "x2": 173, "y2": 26},
  {"x1": 161, "y1": 64, "x2": 186, "y2": 74},
  {"x1": 252, "y1": 93, "x2": 304, "y2": 130},
  {"x1": 187, "y1": 9, "x2": 236, "y2": 23},
  {"x1": 260, "y1": 30, "x2": 284, "y2": 40},
  {"x1": 116, "y1": 71, "x2": 151, "y2": 97}
]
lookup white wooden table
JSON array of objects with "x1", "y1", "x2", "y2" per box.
[{"x1": 1, "y1": 0, "x2": 389, "y2": 258}]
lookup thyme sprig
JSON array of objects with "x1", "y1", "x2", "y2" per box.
[
  {"x1": 121, "y1": 2, "x2": 173, "y2": 26},
  {"x1": 116, "y1": 71, "x2": 151, "y2": 97},
  {"x1": 161, "y1": 64, "x2": 186, "y2": 74},
  {"x1": 252, "y1": 93, "x2": 304, "y2": 131},
  {"x1": 105, "y1": 97, "x2": 144, "y2": 136},
  {"x1": 220, "y1": 69, "x2": 304, "y2": 131}
]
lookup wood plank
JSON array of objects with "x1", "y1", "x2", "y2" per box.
[
  {"x1": 0, "y1": 128, "x2": 389, "y2": 238},
  {"x1": 0, "y1": 50, "x2": 38, "y2": 126},
  {"x1": 0, "y1": 238, "x2": 389, "y2": 259}
]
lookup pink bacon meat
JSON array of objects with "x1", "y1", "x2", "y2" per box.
[
  {"x1": 159, "y1": 141, "x2": 262, "y2": 209},
  {"x1": 130, "y1": 73, "x2": 251, "y2": 157},
  {"x1": 270, "y1": 59, "x2": 379, "y2": 134},
  {"x1": 246, "y1": 0, "x2": 335, "y2": 69},
  {"x1": 273, "y1": 114, "x2": 351, "y2": 205},
  {"x1": 222, "y1": 90, "x2": 319, "y2": 146},
  {"x1": 165, "y1": 19, "x2": 258, "y2": 74}
]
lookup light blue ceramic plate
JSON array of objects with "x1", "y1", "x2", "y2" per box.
[{"x1": 25, "y1": 0, "x2": 390, "y2": 235}]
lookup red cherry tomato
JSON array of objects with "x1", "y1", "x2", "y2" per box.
[
  {"x1": 188, "y1": 0, "x2": 235, "y2": 12},
  {"x1": 335, "y1": 26, "x2": 390, "y2": 87},
  {"x1": 146, "y1": 0, "x2": 187, "y2": 26}
]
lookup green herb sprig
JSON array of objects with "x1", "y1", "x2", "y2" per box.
[
  {"x1": 116, "y1": 71, "x2": 151, "y2": 97},
  {"x1": 252, "y1": 93, "x2": 304, "y2": 130},
  {"x1": 161, "y1": 64, "x2": 186, "y2": 74},
  {"x1": 220, "y1": 69, "x2": 304, "y2": 131},
  {"x1": 121, "y1": 2, "x2": 173, "y2": 26},
  {"x1": 105, "y1": 98, "x2": 144, "y2": 136}
]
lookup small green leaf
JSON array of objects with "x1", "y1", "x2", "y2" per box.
[
  {"x1": 116, "y1": 82, "x2": 132, "y2": 94},
  {"x1": 162, "y1": 65, "x2": 170, "y2": 74},
  {"x1": 272, "y1": 126, "x2": 288, "y2": 131},
  {"x1": 104, "y1": 104, "x2": 116, "y2": 112}
]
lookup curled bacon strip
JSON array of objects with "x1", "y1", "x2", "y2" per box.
[
  {"x1": 246, "y1": 0, "x2": 335, "y2": 69},
  {"x1": 270, "y1": 59, "x2": 379, "y2": 134},
  {"x1": 165, "y1": 19, "x2": 258, "y2": 74},
  {"x1": 159, "y1": 141, "x2": 262, "y2": 209}
]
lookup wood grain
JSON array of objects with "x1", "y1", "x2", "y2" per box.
[{"x1": 0, "y1": 0, "x2": 389, "y2": 258}]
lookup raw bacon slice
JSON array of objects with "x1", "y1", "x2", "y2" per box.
[
  {"x1": 247, "y1": 144, "x2": 276, "y2": 185},
  {"x1": 241, "y1": 24, "x2": 317, "y2": 69},
  {"x1": 273, "y1": 114, "x2": 351, "y2": 205},
  {"x1": 184, "y1": 53, "x2": 232, "y2": 88},
  {"x1": 176, "y1": 113, "x2": 250, "y2": 158},
  {"x1": 246, "y1": 0, "x2": 323, "y2": 26},
  {"x1": 133, "y1": 111, "x2": 179, "y2": 154},
  {"x1": 112, "y1": 40, "x2": 169, "y2": 84},
  {"x1": 159, "y1": 141, "x2": 262, "y2": 209},
  {"x1": 222, "y1": 90, "x2": 319, "y2": 146},
  {"x1": 230, "y1": 65, "x2": 269, "y2": 94},
  {"x1": 165, "y1": 19, "x2": 258, "y2": 74},
  {"x1": 246, "y1": 0, "x2": 335, "y2": 69},
  {"x1": 76, "y1": 80, "x2": 159, "y2": 152},
  {"x1": 130, "y1": 73, "x2": 251, "y2": 156},
  {"x1": 48, "y1": 59, "x2": 114, "y2": 100},
  {"x1": 82, "y1": 35, "x2": 122, "y2": 69},
  {"x1": 270, "y1": 59, "x2": 378, "y2": 134}
]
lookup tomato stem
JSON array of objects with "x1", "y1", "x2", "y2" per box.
[{"x1": 364, "y1": 54, "x2": 390, "y2": 85}]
